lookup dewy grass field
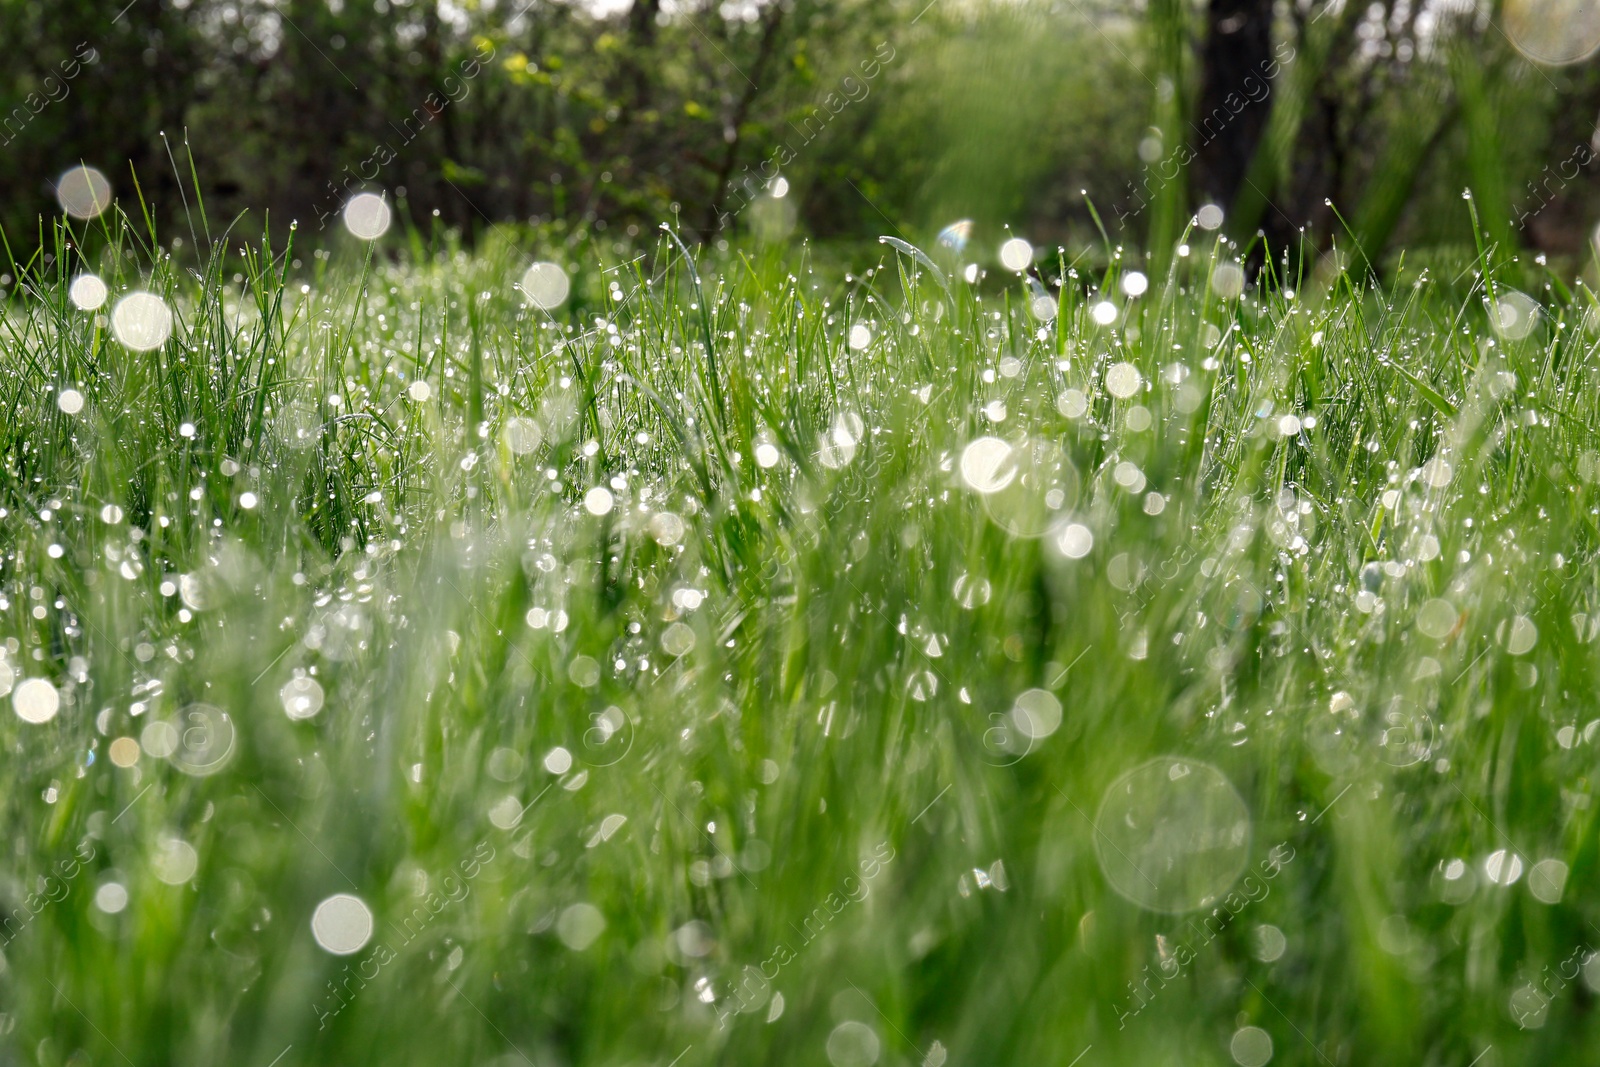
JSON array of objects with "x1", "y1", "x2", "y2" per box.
[{"x1": 2, "y1": 200, "x2": 1599, "y2": 1067}]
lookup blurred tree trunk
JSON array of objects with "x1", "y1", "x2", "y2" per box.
[
  {"x1": 700, "y1": 2, "x2": 787, "y2": 237},
  {"x1": 623, "y1": 0, "x2": 662, "y2": 118},
  {"x1": 1190, "y1": 0, "x2": 1274, "y2": 222},
  {"x1": 1145, "y1": 0, "x2": 1190, "y2": 270}
]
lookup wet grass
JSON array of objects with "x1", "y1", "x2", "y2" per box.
[{"x1": 1, "y1": 211, "x2": 1598, "y2": 1067}]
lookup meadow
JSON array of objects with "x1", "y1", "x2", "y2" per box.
[{"x1": 0, "y1": 202, "x2": 1597, "y2": 1067}]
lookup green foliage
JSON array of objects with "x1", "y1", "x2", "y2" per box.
[
  {"x1": 0, "y1": 203, "x2": 1598, "y2": 1065},
  {"x1": 0, "y1": 0, "x2": 904, "y2": 243}
]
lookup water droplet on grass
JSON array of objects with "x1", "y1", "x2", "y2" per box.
[
  {"x1": 179, "y1": 573, "x2": 208, "y2": 612},
  {"x1": 1113, "y1": 461, "x2": 1146, "y2": 494},
  {"x1": 1375, "y1": 699, "x2": 1435, "y2": 767}
]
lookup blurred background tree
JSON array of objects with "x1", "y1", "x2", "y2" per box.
[{"x1": 1, "y1": 0, "x2": 1598, "y2": 269}]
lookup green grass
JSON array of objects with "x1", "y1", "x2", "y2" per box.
[{"x1": 1, "y1": 208, "x2": 1599, "y2": 1067}]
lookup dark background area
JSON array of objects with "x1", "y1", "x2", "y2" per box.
[{"x1": 4, "y1": 0, "x2": 1600, "y2": 268}]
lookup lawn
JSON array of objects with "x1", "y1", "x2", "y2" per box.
[{"x1": 0, "y1": 208, "x2": 1595, "y2": 1067}]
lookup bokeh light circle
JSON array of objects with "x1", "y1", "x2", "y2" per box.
[
  {"x1": 95, "y1": 881, "x2": 129, "y2": 913},
  {"x1": 13, "y1": 678, "x2": 60, "y2": 724},
  {"x1": 504, "y1": 416, "x2": 544, "y2": 455},
  {"x1": 1374, "y1": 697, "x2": 1436, "y2": 767},
  {"x1": 1230, "y1": 1025, "x2": 1273, "y2": 1067},
  {"x1": 1528, "y1": 858, "x2": 1569, "y2": 903},
  {"x1": 1212, "y1": 263, "x2": 1245, "y2": 300},
  {"x1": 1504, "y1": 0, "x2": 1600, "y2": 65},
  {"x1": 110, "y1": 292, "x2": 172, "y2": 351},
  {"x1": 343, "y1": 193, "x2": 393, "y2": 240},
  {"x1": 167, "y1": 703, "x2": 236, "y2": 776},
  {"x1": 152, "y1": 837, "x2": 199, "y2": 885},
  {"x1": 69, "y1": 274, "x2": 108, "y2": 311},
  {"x1": 998, "y1": 237, "x2": 1033, "y2": 272},
  {"x1": 979, "y1": 437, "x2": 1081, "y2": 537},
  {"x1": 520, "y1": 262, "x2": 571, "y2": 310},
  {"x1": 1009, "y1": 688, "x2": 1063, "y2": 741},
  {"x1": 749, "y1": 194, "x2": 798, "y2": 243},
  {"x1": 311, "y1": 893, "x2": 374, "y2": 955},
  {"x1": 1106, "y1": 362, "x2": 1142, "y2": 399},
  {"x1": 56, "y1": 165, "x2": 112, "y2": 219},
  {"x1": 959, "y1": 436, "x2": 1017, "y2": 494},
  {"x1": 557, "y1": 902, "x2": 606, "y2": 950},
  {"x1": 1490, "y1": 289, "x2": 1541, "y2": 340},
  {"x1": 1093, "y1": 756, "x2": 1252, "y2": 912},
  {"x1": 280, "y1": 675, "x2": 325, "y2": 720},
  {"x1": 826, "y1": 1021, "x2": 880, "y2": 1067}
]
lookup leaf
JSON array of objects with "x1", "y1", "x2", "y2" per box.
[{"x1": 878, "y1": 236, "x2": 952, "y2": 301}]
